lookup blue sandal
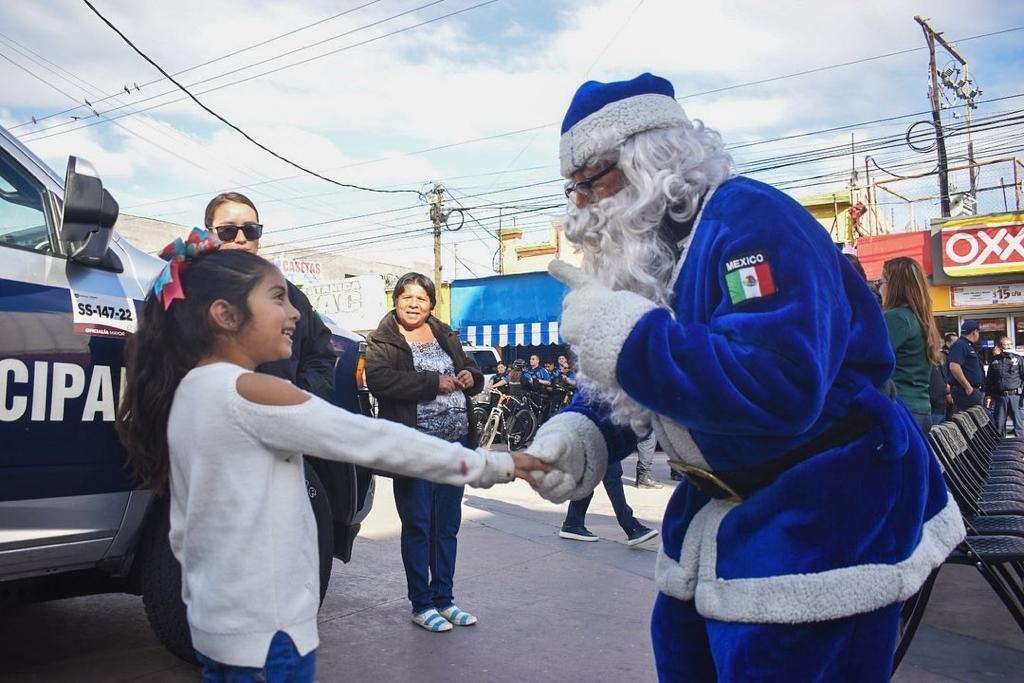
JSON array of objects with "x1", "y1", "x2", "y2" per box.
[
  {"x1": 439, "y1": 605, "x2": 477, "y2": 626},
  {"x1": 412, "y1": 608, "x2": 452, "y2": 632}
]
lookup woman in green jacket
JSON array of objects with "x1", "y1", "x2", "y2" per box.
[{"x1": 880, "y1": 257, "x2": 943, "y2": 433}]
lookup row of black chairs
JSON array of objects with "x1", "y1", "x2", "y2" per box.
[{"x1": 894, "y1": 406, "x2": 1024, "y2": 669}]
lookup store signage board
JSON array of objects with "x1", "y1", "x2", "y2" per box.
[
  {"x1": 304, "y1": 276, "x2": 386, "y2": 331},
  {"x1": 951, "y1": 283, "x2": 1024, "y2": 308},
  {"x1": 940, "y1": 214, "x2": 1024, "y2": 277},
  {"x1": 270, "y1": 256, "x2": 323, "y2": 286}
]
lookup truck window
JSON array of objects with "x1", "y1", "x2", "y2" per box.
[
  {"x1": 0, "y1": 151, "x2": 53, "y2": 253},
  {"x1": 469, "y1": 350, "x2": 498, "y2": 372}
]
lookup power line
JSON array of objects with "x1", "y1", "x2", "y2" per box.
[
  {"x1": 23, "y1": 0, "x2": 497, "y2": 142},
  {"x1": 678, "y1": 25, "x2": 1024, "y2": 102},
  {"x1": 104, "y1": 91, "x2": 1024, "y2": 219},
  {"x1": 79, "y1": 0, "x2": 426, "y2": 198},
  {"x1": 0, "y1": 33, "x2": 357, "y2": 219},
  {"x1": 7, "y1": 0, "x2": 388, "y2": 130}
]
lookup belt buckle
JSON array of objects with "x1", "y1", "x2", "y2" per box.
[{"x1": 668, "y1": 461, "x2": 743, "y2": 502}]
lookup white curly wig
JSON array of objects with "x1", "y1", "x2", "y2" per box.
[{"x1": 563, "y1": 122, "x2": 734, "y2": 431}]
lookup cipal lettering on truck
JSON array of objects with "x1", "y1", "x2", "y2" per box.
[
  {"x1": 0, "y1": 122, "x2": 374, "y2": 665},
  {"x1": 0, "y1": 360, "x2": 126, "y2": 422}
]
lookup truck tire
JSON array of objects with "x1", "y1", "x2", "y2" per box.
[
  {"x1": 139, "y1": 466, "x2": 334, "y2": 665},
  {"x1": 138, "y1": 505, "x2": 195, "y2": 665}
]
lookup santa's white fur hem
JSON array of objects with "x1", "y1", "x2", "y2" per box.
[
  {"x1": 560, "y1": 94, "x2": 687, "y2": 175},
  {"x1": 655, "y1": 494, "x2": 965, "y2": 624}
]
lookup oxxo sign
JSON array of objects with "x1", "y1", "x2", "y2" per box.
[{"x1": 941, "y1": 218, "x2": 1024, "y2": 277}]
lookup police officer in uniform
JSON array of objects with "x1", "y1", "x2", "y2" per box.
[
  {"x1": 947, "y1": 319, "x2": 985, "y2": 411},
  {"x1": 984, "y1": 335, "x2": 1024, "y2": 436}
]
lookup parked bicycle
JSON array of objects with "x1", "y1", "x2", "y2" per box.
[{"x1": 478, "y1": 390, "x2": 536, "y2": 451}]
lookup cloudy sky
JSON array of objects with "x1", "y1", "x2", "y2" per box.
[{"x1": 2, "y1": 0, "x2": 1024, "y2": 277}]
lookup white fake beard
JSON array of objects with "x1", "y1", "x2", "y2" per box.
[{"x1": 564, "y1": 193, "x2": 678, "y2": 433}]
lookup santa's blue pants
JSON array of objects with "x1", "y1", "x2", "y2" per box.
[{"x1": 651, "y1": 593, "x2": 900, "y2": 681}]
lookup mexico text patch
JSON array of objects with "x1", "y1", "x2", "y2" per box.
[{"x1": 724, "y1": 252, "x2": 776, "y2": 305}]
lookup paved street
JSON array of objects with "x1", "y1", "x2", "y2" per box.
[{"x1": 2, "y1": 454, "x2": 1023, "y2": 682}]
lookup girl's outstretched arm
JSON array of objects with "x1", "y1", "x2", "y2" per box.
[{"x1": 234, "y1": 373, "x2": 546, "y2": 487}]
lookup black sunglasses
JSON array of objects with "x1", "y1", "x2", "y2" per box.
[
  {"x1": 214, "y1": 223, "x2": 263, "y2": 242},
  {"x1": 564, "y1": 164, "x2": 617, "y2": 199}
]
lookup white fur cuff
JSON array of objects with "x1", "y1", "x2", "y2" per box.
[
  {"x1": 561, "y1": 286, "x2": 656, "y2": 390},
  {"x1": 529, "y1": 411, "x2": 608, "y2": 503}
]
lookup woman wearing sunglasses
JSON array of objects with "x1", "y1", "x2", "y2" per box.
[{"x1": 203, "y1": 192, "x2": 337, "y2": 400}]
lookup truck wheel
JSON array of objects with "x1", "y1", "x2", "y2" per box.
[
  {"x1": 139, "y1": 467, "x2": 334, "y2": 665},
  {"x1": 138, "y1": 505, "x2": 196, "y2": 665},
  {"x1": 304, "y1": 463, "x2": 334, "y2": 604}
]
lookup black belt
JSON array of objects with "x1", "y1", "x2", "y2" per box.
[{"x1": 669, "y1": 410, "x2": 876, "y2": 502}]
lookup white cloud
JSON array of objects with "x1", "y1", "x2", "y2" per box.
[{"x1": 2, "y1": 0, "x2": 1022, "y2": 270}]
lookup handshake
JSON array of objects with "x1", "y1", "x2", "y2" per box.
[{"x1": 502, "y1": 417, "x2": 605, "y2": 503}]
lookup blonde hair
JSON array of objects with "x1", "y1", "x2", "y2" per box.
[{"x1": 882, "y1": 257, "x2": 941, "y2": 364}]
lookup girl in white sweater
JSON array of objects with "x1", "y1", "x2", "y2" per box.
[{"x1": 117, "y1": 234, "x2": 545, "y2": 681}]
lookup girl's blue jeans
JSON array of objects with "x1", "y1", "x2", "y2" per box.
[{"x1": 195, "y1": 631, "x2": 315, "y2": 682}]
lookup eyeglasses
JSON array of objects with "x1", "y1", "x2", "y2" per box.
[
  {"x1": 564, "y1": 164, "x2": 617, "y2": 199},
  {"x1": 213, "y1": 223, "x2": 263, "y2": 242}
]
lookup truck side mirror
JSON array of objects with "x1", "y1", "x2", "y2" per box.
[{"x1": 61, "y1": 156, "x2": 122, "y2": 271}]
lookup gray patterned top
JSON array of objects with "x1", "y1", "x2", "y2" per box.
[{"x1": 410, "y1": 340, "x2": 469, "y2": 441}]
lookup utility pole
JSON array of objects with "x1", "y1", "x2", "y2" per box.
[
  {"x1": 915, "y1": 16, "x2": 982, "y2": 216},
  {"x1": 428, "y1": 182, "x2": 446, "y2": 304},
  {"x1": 497, "y1": 207, "x2": 504, "y2": 275},
  {"x1": 916, "y1": 16, "x2": 952, "y2": 217}
]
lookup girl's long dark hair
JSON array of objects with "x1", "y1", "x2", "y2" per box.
[{"x1": 116, "y1": 249, "x2": 276, "y2": 492}]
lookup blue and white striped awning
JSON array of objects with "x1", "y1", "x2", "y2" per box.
[{"x1": 462, "y1": 321, "x2": 560, "y2": 347}]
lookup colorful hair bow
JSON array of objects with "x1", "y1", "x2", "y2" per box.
[{"x1": 153, "y1": 227, "x2": 222, "y2": 309}]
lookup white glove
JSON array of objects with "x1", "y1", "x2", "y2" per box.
[
  {"x1": 548, "y1": 260, "x2": 657, "y2": 388},
  {"x1": 526, "y1": 412, "x2": 608, "y2": 503}
]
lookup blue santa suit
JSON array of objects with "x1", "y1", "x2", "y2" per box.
[{"x1": 557, "y1": 176, "x2": 965, "y2": 681}]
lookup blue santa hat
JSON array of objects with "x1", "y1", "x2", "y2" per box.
[{"x1": 559, "y1": 73, "x2": 689, "y2": 177}]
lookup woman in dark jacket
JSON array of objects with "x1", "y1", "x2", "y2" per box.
[{"x1": 365, "y1": 273, "x2": 483, "y2": 633}]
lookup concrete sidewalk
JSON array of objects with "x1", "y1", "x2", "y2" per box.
[{"x1": 2, "y1": 455, "x2": 1022, "y2": 681}]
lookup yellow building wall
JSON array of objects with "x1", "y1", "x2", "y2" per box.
[
  {"x1": 499, "y1": 220, "x2": 583, "y2": 274},
  {"x1": 930, "y1": 284, "x2": 952, "y2": 313}
]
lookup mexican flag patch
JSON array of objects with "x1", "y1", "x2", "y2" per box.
[{"x1": 725, "y1": 252, "x2": 776, "y2": 305}]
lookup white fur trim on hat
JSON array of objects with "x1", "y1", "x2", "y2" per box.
[{"x1": 560, "y1": 94, "x2": 688, "y2": 176}]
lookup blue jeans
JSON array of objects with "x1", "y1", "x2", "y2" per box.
[
  {"x1": 564, "y1": 460, "x2": 640, "y2": 533},
  {"x1": 930, "y1": 411, "x2": 946, "y2": 426},
  {"x1": 393, "y1": 434, "x2": 467, "y2": 613},
  {"x1": 196, "y1": 631, "x2": 315, "y2": 682}
]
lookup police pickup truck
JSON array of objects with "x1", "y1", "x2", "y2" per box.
[{"x1": 0, "y1": 124, "x2": 374, "y2": 662}]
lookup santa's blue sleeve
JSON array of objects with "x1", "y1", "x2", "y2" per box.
[
  {"x1": 616, "y1": 183, "x2": 856, "y2": 436},
  {"x1": 562, "y1": 390, "x2": 639, "y2": 462}
]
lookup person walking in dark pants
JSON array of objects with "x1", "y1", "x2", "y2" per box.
[
  {"x1": 984, "y1": 335, "x2": 1024, "y2": 436},
  {"x1": 558, "y1": 460, "x2": 658, "y2": 546},
  {"x1": 635, "y1": 432, "x2": 663, "y2": 488},
  {"x1": 948, "y1": 320, "x2": 985, "y2": 411}
]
